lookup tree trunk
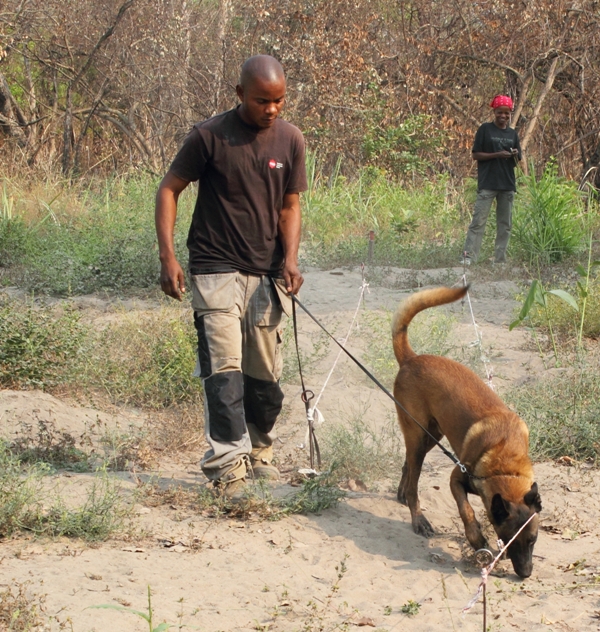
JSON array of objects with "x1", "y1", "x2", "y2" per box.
[{"x1": 520, "y1": 55, "x2": 560, "y2": 162}]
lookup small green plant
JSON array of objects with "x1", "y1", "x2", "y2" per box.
[
  {"x1": 1, "y1": 442, "x2": 132, "y2": 540},
  {"x1": 320, "y1": 414, "x2": 403, "y2": 485},
  {"x1": 278, "y1": 468, "x2": 347, "y2": 516},
  {"x1": 510, "y1": 279, "x2": 578, "y2": 365},
  {"x1": 137, "y1": 469, "x2": 345, "y2": 520},
  {"x1": 400, "y1": 599, "x2": 421, "y2": 616},
  {"x1": 573, "y1": 235, "x2": 600, "y2": 348},
  {"x1": 0, "y1": 441, "x2": 47, "y2": 538},
  {"x1": 88, "y1": 585, "x2": 193, "y2": 631},
  {"x1": 39, "y1": 468, "x2": 132, "y2": 541},
  {"x1": 299, "y1": 556, "x2": 350, "y2": 631}
]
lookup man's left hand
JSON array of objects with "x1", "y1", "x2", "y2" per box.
[{"x1": 283, "y1": 262, "x2": 303, "y2": 295}]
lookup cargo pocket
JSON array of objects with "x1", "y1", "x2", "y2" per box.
[
  {"x1": 190, "y1": 272, "x2": 237, "y2": 314},
  {"x1": 254, "y1": 276, "x2": 283, "y2": 327},
  {"x1": 270, "y1": 277, "x2": 293, "y2": 318}
]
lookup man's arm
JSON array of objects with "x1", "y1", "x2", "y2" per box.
[
  {"x1": 278, "y1": 192, "x2": 303, "y2": 295},
  {"x1": 473, "y1": 150, "x2": 516, "y2": 161},
  {"x1": 155, "y1": 170, "x2": 191, "y2": 300}
]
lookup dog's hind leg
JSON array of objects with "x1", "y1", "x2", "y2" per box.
[
  {"x1": 450, "y1": 466, "x2": 487, "y2": 550},
  {"x1": 400, "y1": 424, "x2": 440, "y2": 538}
]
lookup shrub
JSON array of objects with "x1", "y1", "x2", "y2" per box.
[
  {"x1": 506, "y1": 368, "x2": 600, "y2": 464},
  {"x1": 363, "y1": 114, "x2": 447, "y2": 179},
  {"x1": 512, "y1": 161, "x2": 587, "y2": 264},
  {"x1": 0, "y1": 218, "x2": 29, "y2": 269},
  {"x1": 0, "y1": 295, "x2": 87, "y2": 389},
  {"x1": 87, "y1": 302, "x2": 200, "y2": 409}
]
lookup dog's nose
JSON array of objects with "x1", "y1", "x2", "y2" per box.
[{"x1": 515, "y1": 565, "x2": 532, "y2": 579}]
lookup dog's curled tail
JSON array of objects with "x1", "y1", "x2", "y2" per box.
[{"x1": 392, "y1": 286, "x2": 469, "y2": 365}]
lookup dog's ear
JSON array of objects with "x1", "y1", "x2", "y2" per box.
[
  {"x1": 524, "y1": 482, "x2": 542, "y2": 512},
  {"x1": 491, "y1": 493, "x2": 510, "y2": 524}
]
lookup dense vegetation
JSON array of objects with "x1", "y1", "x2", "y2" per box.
[{"x1": 1, "y1": 0, "x2": 599, "y2": 187}]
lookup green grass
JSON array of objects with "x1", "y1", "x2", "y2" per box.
[
  {"x1": 0, "y1": 292, "x2": 202, "y2": 411},
  {"x1": 512, "y1": 162, "x2": 588, "y2": 264},
  {"x1": 300, "y1": 160, "x2": 469, "y2": 269},
  {"x1": 0, "y1": 295, "x2": 87, "y2": 389},
  {"x1": 0, "y1": 441, "x2": 47, "y2": 538},
  {"x1": 0, "y1": 442, "x2": 132, "y2": 541},
  {"x1": 40, "y1": 469, "x2": 132, "y2": 541},
  {"x1": 0, "y1": 175, "x2": 195, "y2": 295},
  {"x1": 506, "y1": 367, "x2": 600, "y2": 464}
]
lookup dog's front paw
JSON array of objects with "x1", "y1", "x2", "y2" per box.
[
  {"x1": 466, "y1": 526, "x2": 488, "y2": 551},
  {"x1": 413, "y1": 515, "x2": 435, "y2": 538}
]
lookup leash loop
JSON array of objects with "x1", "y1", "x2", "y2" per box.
[{"x1": 301, "y1": 389, "x2": 314, "y2": 405}]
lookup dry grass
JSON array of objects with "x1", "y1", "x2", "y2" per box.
[{"x1": 0, "y1": 582, "x2": 46, "y2": 630}]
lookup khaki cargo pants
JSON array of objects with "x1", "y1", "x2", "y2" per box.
[{"x1": 190, "y1": 272, "x2": 291, "y2": 483}]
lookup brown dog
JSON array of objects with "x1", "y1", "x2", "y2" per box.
[{"x1": 392, "y1": 286, "x2": 541, "y2": 578}]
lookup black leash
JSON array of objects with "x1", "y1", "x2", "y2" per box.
[
  {"x1": 291, "y1": 294, "x2": 467, "y2": 475},
  {"x1": 292, "y1": 297, "x2": 321, "y2": 470}
]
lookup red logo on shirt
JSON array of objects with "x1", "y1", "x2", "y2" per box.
[{"x1": 269, "y1": 159, "x2": 277, "y2": 169}]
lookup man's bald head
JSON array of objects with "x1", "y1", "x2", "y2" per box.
[
  {"x1": 239, "y1": 55, "x2": 285, "y2": 90},
  {"x1": 236, "y1": 55, "x2": 286, "y2": 129}
]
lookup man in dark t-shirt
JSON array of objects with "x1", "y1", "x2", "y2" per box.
[
  {"x1": 461, "y1": 95, "x2": 522, "y2": 265},
  {"x1": 155, "y1": 55, "x2": 308, "y2": 501}
]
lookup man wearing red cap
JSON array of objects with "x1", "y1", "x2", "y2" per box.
[{"x1": 461, "y1": 95, "x2": 522, "y2": 265}]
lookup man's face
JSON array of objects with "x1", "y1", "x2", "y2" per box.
[
  {"x1": 494, "y1": 106, "x2": 511, "y2": 129},
  {"x1": 236, "y1": 76, "x2": 286, "y2": 129}
]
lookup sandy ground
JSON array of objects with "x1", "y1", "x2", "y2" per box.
[{"x1": 1, "y1": 267, "x2": 600, "y2": 632}]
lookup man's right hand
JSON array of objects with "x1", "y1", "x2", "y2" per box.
[
  {"x1": 160, "y1": 257, "x2": 186, "y2": 300},
  {"x1": 155, "y1": 171, "x2": 190, "y2": 301}
]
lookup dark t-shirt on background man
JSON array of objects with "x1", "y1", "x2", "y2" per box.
[
  {"x1": 170, "y1": 107, "x2": 308, "y2": 276},
  {"x1": 472, "y1": 122, "x2": 522, "y2": 192}
]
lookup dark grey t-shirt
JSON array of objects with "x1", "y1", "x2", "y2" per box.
[
  {"x1": 472, "y1": 122, "x2": 522, "y2": 192},
  {"x1": 170, "y1": 107, "x2": 307, "y2": 275}
]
